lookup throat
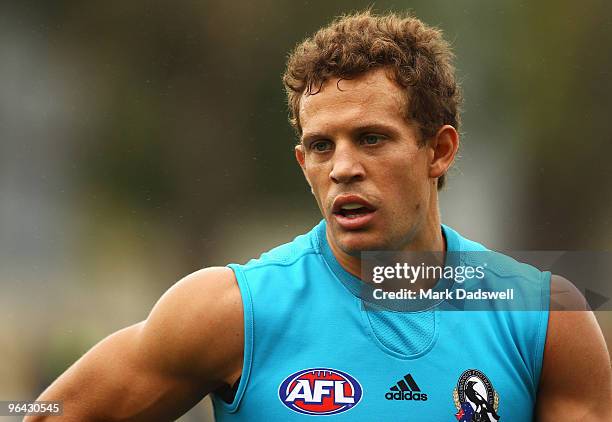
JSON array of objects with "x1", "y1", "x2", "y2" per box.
[{"x1": 325, "y1": 228, "x2": 364, "y2": 279}]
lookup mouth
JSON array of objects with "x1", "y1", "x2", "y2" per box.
[
  {"x1": 333, "y1": 203, "x2": 374, "y2": 218},
  {"x1": 331, "y1": 195, "x2": 377, "y2": 229}
]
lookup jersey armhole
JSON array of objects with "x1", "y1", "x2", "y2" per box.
[
  {"x1": 214, "y1": 263, "x2": 254, "y2": 413},
  {"x1": 533, "y1": 270, "x2": 551, "y2": 391}
]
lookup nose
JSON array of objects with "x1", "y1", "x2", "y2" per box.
[{"x1": 329, "y1": 142, "x2": 365, "y2": 184}]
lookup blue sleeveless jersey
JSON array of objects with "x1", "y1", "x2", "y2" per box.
[{"x1": 212, "y1": 221, "x2": 550, "y2": 421}]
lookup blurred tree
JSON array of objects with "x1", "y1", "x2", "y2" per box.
[{"x1": 508, "y1": 0, "x2": 612, "y2": 248}]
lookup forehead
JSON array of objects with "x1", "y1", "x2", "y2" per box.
[{"x1": 299, "y1": 68, "x2": 408, "y2": 136}]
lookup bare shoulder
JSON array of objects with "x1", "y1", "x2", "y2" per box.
[
  {"x1": 549, "y1": 274, "x2": 588, "y2": 311},
  {"x1": 141, "y1": 266, "x2": 243, "y2": 386},
  {"x1": 536, "y1": 274, "x2": 612, "y2": 421},
  {"x1": 544, "y1": 275, "x2": 609, "y2": 372}
]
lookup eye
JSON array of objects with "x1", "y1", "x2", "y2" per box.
[
  {"x1": 361, "y1": 134, "x2": 384, "y2": 145},
  {"x1": 310, "y1": 140, "x2": 333, "y2": 152}
]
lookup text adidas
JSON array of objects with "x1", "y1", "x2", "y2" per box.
[{"x1": 385, "y1": 390, "x2": 428, "y2": 401}]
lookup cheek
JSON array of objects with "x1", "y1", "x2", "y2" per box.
[
  {"x1": 380, "y1": 159, "x2": 422, "y2": 189},
  {"x1": 305, "y1": 164, "x2": 329, "y2": 190},
  {"x1": 304, "y1": 165, "x2": 330, "y2": 206},
  {"x1": 391, "y1": 150, "x2": 429, "y2": 182},
  {"x1": 379, "y1": 161, "x2": 428, "y2": 210}
]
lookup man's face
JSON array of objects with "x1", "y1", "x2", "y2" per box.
[{"x1": 296, "y1": 68, "x2": 435, "y2": 255}]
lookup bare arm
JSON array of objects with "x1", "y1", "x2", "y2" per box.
[
  {"x1": 535, "y1": 275, "x2": 612, "y2": 421},
  {"x1": 25, "y1": 267, "x2": 243, "y2": 422}
]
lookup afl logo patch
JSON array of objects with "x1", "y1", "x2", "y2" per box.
[
  {"x1": 278, "y1": 368, "x2": 363, "y2": 415},
  {"x1": 453, "y1": 369, "x2": 500, "y2": 421}
]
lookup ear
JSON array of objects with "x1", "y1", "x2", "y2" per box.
[
  {"x1": 428, "y1": 125, "x2": 459, "y2": 180},
  {"x1": 295, "y1": 144, "x2": 312, "y2": 188}
]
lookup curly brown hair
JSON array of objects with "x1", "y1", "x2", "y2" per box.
[{"x1": 283, "y1": 10, "x2": 461, "y2": 189}]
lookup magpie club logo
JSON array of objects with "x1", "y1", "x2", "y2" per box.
[
  {"x1": 278, "y1": 368, "x2": 363, "y2": 415},
  {"x1": 453, "y1": 369, "x2": 500, "y2": 421}
]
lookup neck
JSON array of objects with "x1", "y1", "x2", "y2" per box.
[{"x1": 327, "y1": 200, "x2": 446, "y2": 280}]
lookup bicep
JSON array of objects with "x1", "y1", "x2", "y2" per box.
[
  {"x1": 30, "y1": 323, "x2": 208, "y2": 422},
  {"x1": 28, "y1": 267, "x2": 243, "y2": 422}
]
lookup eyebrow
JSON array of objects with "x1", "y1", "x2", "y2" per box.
[{"x1": 301, "y1": 122, "x2": 398, "y2": 144}]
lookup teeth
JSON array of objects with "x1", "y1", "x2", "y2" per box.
[{"x1": 341, "y1": 203, "x2": 364, "y2": 210}]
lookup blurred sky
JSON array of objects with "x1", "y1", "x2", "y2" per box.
[{"x1": 1, "y1": 1, "x2": 611, "y2": 421}]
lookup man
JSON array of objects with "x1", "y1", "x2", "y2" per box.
[{"x1": 28, "y1": 11, "x2": 610, "y2": 421}]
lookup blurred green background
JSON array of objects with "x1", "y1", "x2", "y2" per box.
[{"x1": 1, "y1": 1, "x2": 611, "y2": 420}]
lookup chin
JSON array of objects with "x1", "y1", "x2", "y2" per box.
[{"x1": 334, "y1": 231, "x2": 388, "y2": 254}]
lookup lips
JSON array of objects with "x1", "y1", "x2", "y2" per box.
[
  {"x1": 331, "y1": 194, "x2": 377, "y2": 230},
  {"x1": 332, "y1": 194, "x2": 375, "y2": 214}
]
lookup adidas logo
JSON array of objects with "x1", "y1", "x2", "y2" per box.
[{"x1": 385, "y1": 374, "x2": 428, "y2": 401}]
